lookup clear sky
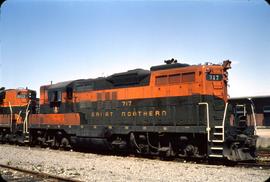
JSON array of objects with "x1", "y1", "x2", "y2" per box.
[{"x1": 0, "y1": 0, "x2": 270, "y2": 97}]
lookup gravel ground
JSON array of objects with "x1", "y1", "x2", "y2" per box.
[
  {"x1": 0, "y1": 167, "x2": 55, "y2": 182},
  {"x1": 0, "y1": 145, "x2": 269, "y2": 182}
]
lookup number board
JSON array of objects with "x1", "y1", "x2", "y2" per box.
[{"x1": 206, "y1": 74, "x2": 223, "y2": 81}]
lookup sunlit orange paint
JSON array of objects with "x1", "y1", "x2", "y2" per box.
[
  {"x1": 0, "y1": 114, "x2": 23, "y2": 125},
  {"x1": 0, "y1": 89, "x2": 34, "y2": 108},
  {"x1": 40, "y1": 62, "x2": 230, "y2": 107},
  {"x1": 73, "y1": 64, "x2": 229, "y2": 103},
  {"x1": 29, "y1": 113, "x2": 81, "y2": 125}
]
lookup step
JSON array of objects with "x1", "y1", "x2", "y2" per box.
[
  {"x1": 212, "y1": 140, "x2": 223, "y2": 143},
  {"x1": 214, "y1": 126, "x2": 223, "y2": 129},
  {"x1": 210, "y1": 147, "x2": 223, "y2": 150},
  {"x1": 209, "y1": 154, "x2": 223, "y2": 158},
  {"x1": 213, "y1": 133, "x2": 223, "y2": 135}
]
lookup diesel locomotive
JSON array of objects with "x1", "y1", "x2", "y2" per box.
[{"x1": 0, "y1": 60, "x2": 257, "y2": 162}]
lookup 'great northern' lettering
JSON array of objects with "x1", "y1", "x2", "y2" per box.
[
  {"x1": 121, "y1": 110, "x2": 167, "y2": 117},
  {"x1": 90, "y1": 110, "x2": 167, "y2": 117}
]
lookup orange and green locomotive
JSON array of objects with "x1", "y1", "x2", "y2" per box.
[
  {"x1": 0, "y1": 60, "x2": 257, "y2": 162},
  {"x1": 0, "y1": 87, "x2": 37, "y2": 143}
]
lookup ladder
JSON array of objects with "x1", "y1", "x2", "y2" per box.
[
  {"x1": 209, "y1": 126, "x2": 224, "y2": 158},
  {"x1": 199, "y1": 102, "x2": 228, "y2": 158},
  {"x1": 209, "y1": 102, "x2": 228, "y2": 158}
]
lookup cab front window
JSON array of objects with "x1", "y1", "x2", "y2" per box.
[{"x1": 17, "y1": 91, "x2": 28, "y2": 99}]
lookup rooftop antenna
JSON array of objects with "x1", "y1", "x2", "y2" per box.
[{"x1": 164, "y1": 58, "x2": 177, "y2": 65}]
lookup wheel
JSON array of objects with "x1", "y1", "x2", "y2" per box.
[{"x1": 60, "y1": 137, "x2": 71, "y2": 150}]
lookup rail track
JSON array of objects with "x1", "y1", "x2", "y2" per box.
[
  {"x1": 236, "y1": 160, "x2": 270, "y2": 169},
  {"x1": 0, "y1": 163, "x2": 82, "y2": 182},
  {"x1": 257, "y1": 150, "x2": 270, "y2": 158}
]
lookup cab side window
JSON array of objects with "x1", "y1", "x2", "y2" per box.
[
  {"x1": 66, "y1": 87, "x2": 73, "y2": 99},
  {"x1": 49, "y1": 91, "x2": 62, "y2": 102}
]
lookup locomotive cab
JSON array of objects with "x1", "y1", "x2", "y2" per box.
[
  {"x1": 0, "y1": 88, "x2": 37, "y2": 114},
  {"x1": 40, "y1": 81, "x2": 75, "y2": 114}
]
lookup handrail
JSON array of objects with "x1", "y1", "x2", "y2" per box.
[
  {"x1": 199, "y1": 102, "x2": 210, "y2": 142},
  {"x1": 25, "y1": 100, "x2": 31, "y2": 113},
  {"x1": 221, "y1": 102, "x2": 228, "y2": 142},
  {"x1": 23, "y1": 100, "x2": 31, "y2": 134},
  {"x1": 248, "y1": 98, "x2": 257, "y2": 135},
  {"x1": 23, "y1": 110, "x2": 30, "y2": 134}
]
